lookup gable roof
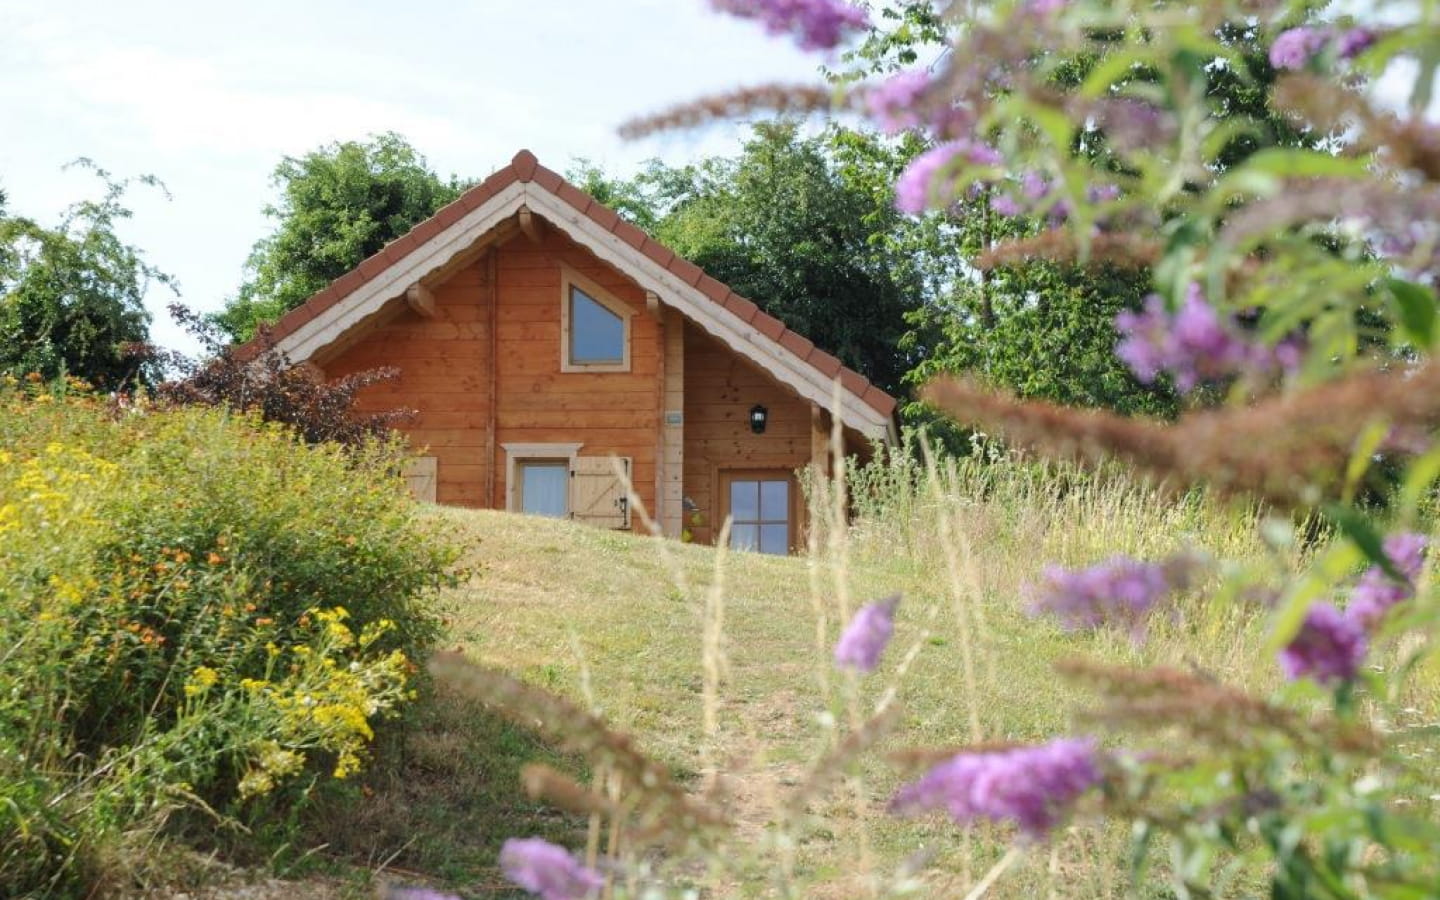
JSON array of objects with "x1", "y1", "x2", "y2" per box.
[{"x1": 246, "y1": 149, "x2": 899, "y2": 441}]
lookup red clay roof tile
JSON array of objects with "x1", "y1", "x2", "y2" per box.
[
  {"x1": 586, "y1": 202, "x2": 620, "y2": 231},
  {"x1": 668, "y1": 256, "x2": 705, "y2": 287},
  {"x1": 432, "y1": 200, "x2": 467, "y2": 230},
  {"x1": 779, "y1": 330, "x2": 815, "y2": 359},
  {"x1": 640, "y1": 238, "x2": 675, "y2": 269},
  {"x1": 751, "y1": 312, "x2": 786, "y2": 341},
  {"x1": 806, "y1": 348, "x2": 843, "y2": 378},
  {"x1": 839, "y1": 368, "x2": 869, "y2": 397},
  {"x1": 722, "y1": 292, "x2": 759, "y2": 323},
  {"x1": 532, "y1": 165, "x2": 564, "y2": 193},
  {"x1": 384, "y1": 233, "x2": 419, "y2": 260},
  {"x1": 696, "y1": 274, "x2": 728, "y2": 302},
  {"x1": 862, "y1": 385, "x2": 896, "y2": 415},
  {"x1": 511, "y1": 149, "x2": 538, "y2": 181},
  {"x1": 356, "y1": 253, "x2": 389, "y2": 281},
  {"x1": 611, "y1": 218, "x2": 647, "y2": 249},
  {"x1": 556, "y1": 182, "x2": 595, "y2": 215}
]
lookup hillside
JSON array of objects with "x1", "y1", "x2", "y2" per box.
[{"x1": 319, "y1": 478, "x2": 1286, "y2": 897}]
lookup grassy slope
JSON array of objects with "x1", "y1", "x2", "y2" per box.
[{"x1": 325, "y1": 464, "x2": 1303, "y2": 896}]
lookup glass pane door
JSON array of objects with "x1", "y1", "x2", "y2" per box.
[{"x1": 727, "y1": 475, "x2": 790, "y2": 555}]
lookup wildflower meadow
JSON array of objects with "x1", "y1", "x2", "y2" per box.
[{"x1": 421, "y1": 0, "x2": 1440, "y2": 897}]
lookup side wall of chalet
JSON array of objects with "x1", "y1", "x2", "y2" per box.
[
  {"x1": 322, "y1": 228, "x2": 662, "y2": 516},
  {"x1": 682, "y1": 323, "x2": 824, "y2": 547}
]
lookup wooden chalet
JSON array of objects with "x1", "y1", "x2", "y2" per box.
[{"x1": 245, "y1": 150, "x2": 898, "y2": 553}]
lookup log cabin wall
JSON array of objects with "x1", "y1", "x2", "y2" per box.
[
  {"x1": 682, "y1": 322, "x2": 820, "y2": 547},
  {"x1": 322, "y1": 263, "x2": 494, "y2": 507},
  {"x1": 322, "y1": 227, "x2": 662, "y2": 517}
]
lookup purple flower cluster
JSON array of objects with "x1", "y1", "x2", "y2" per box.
[
  {"x1": 1028, "y1": 554, "x2": 1193, "y2": 633},
  {"x1": 1279, "y1": 603, "x2": 1367, "y2": 684},
  {"x1": 500, "y1": 838, "x2": 604, "y2": 900},
  {"x1": 988, "y1": 174, "x2": 1119, "y2": 224},
  {"x1": 1270, "y1": 26, "x2": 1376, "y2": 70},
  {"x1": 895, "y1": 140, "x2": 1003, "y2": 214},
  {"x1": 866, "y1": 69, "x2": 973, "y2": 137},
  {"x1": 1347, "y1": 532, "x2": 1428, "y2": 631},
  {"x1": 891, "y1": 738, "x2": 1102, "y2": 838},
  {"x1": 1279, "y1": 533, "x2": 1427, "y2": 685},
  {"x1": 1115, "y1": 285, "x2": 1294, "y2": 393},
  {"x1": 835, "y1": 594, "x2": 899, "y2": 672},
  {"x1": 710, "y1": 0, "x2": 869, "y2": 51}
]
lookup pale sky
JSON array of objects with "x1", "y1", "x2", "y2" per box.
[{"x1": 0, "y1": 0, "x2": 824, "y2": 353}]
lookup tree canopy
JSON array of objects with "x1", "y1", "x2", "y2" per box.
[
  {"x1": 216, "y1": 132, "x2": 468, "y2": 342},
  {"x1": 0, "y1": 162, "x2": 170, "y2": 387}
]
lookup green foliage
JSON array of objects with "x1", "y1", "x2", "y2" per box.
[
  {"x1": 0, "y1": 161, "x2": 172, "y2": 387},
  {"x1": 0, "y1": 382, "x2": 454, "y2": 895},
  {"x1": 216, "y1": 133, "x2": 468, "y2": 342}
]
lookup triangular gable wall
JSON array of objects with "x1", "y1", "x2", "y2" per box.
[{"x1": 249, "y1": 150, "x2": 898, "y2": 442}]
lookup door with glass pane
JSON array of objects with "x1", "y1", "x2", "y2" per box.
[
  {"x1": 722, "y1": 471, "x2": 795, "y2": 555},
  {"x1": 517, "y1": 460, "x2": 570, "y2": 518}
]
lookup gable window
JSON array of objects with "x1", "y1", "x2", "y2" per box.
[
  {"x1": 723, "y1": 472, "x2": 795, "y2": 555},
  {"x1": 561, "y1": 266, "x2": 631, "y2": 372}
]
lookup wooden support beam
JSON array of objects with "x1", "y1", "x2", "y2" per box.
[
  {"x1": 518, "y1": 205, "x2": 544, "y2": 244},
  {"x1": 645, "y1": 291, "x2": 661, "y2": 319},
  {"x1": 484, "y1": 247, "x2": 499, "y2": 510},
  {"x1": 405, "y1": 283, "x2": 437, "y2": 318}
]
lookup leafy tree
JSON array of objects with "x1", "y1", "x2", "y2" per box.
[
  {"x1": 0, "y1": 162, "x2": 171, "y2": 387},
  {"x1": 818, "y1": 1, "x2": 1320, "y2": 426},
  {"x1": 217, "y1": 132, "x2": 469, "y2": 342}
]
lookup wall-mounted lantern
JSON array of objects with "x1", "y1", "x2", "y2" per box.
[{"x1": 749, "y1": 404, "x2": 768, "y2": 434}]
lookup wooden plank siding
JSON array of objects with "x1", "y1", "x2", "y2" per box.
[
  {"x1": 323, "y1": 227, "x2": 661, "y2": 519},
  {"x1": 682, "y1": 322, "x2": 821, "y2": 547}
]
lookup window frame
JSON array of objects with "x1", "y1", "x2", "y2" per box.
[
  {"x1": 560, "y1": 264, "x2": 633, "y2": 373},
  {"x1": 502, "y1": 442, "x2": 584, "y2": 516},
  {"x1": 719, "y1": 469, "x2": 800, "y2": 555}
]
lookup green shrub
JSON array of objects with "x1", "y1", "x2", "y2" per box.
[{"x1": 0, "y1": 379, "x2": 455, "y2": 895}]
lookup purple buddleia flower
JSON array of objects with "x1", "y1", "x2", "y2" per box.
[
  {"x1": 710, "y1": 0, "x2": 869, "y2": 51},
  {"x1": 1347, "y1": 532, "x2": 1428, "y2": 631},
  {"x1": 1024, "y1": 0, "x2": 1066, "y2": 17},
  {"x1": 500, "y1": 838, "x2": 604, "y2": 900},
  {"x1": 990, "y1": 193, "x2": 1024, "y2": 216},
  {"x1": 1115, "y1": 285, "x2": 1283, "y2": 392},
  {"x1": 866, "y1": 70, "x2": 928, "y2": 133},
  {"x1": 1087, "y1": 183, "x2": 1121, "y2": 203},
  {"x1": 891, "y1": 738, "x2": 1101, "y2": 838},
  {"x1": 895, "y1": 140, "x2": 1002, "y2": 214},
  {"x1": 1269, "y1": 27, "x2": 1333, "y2": 70},
  {"x1": 1027, "y1": 554, "x2": 1196, "y2": 633},
  {"x1": 835, "y1": 594, "x2": 900, "y2": 672},
  {"x1": 865, "y1": 70, "x2": 974, "y2": 138},
  {"x1": 1280, "y1": 603, "x2": 1367, "y2": 684},
  {"x1": 1336, "y1": 27, "x2": 1377, "y2": 59},
  {"x1": 1020, "y1": 171, "x2": 1052, "y2": 200}
]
